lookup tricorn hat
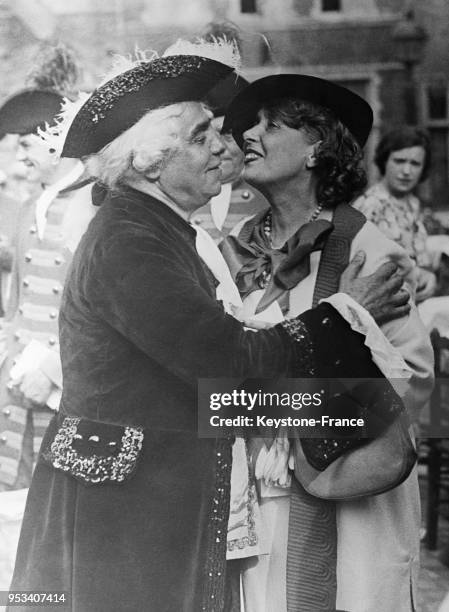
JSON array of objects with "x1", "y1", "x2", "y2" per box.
[
  {"x1": 62, "y1": 44, "x2": 240, "y2": 159},
  {"x1": 0, "y1": 89, "x2": 63, "y2": 139},
  {"x1": 222, "y1": 74, "x2": 373, "y2": 148}
]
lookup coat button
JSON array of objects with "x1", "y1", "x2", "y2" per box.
[
  {"x1": 14, "y1": 332, "x2": 21, "y2": 341},
  {"x1": 242, "y1": 190, "x2": 250, "y2": 200},
  {"x1": 29, "y1": 226, "x2": 37, "y2": 234},
  {"x1": 52, "y1": 286, "x2": 60, "y2": 295},
  {"x1": 49, "y1": 311, "x2": 57, "y2": 320},
  {"x1": 2, "y1": 408, "x2": 11, "y2": 417},
  {"x1": 24, "y1": 253, "x2": 32, "y2": 263},
  {"x1": 54, "y1": 256, "x2": 63, "y2": 265},
  {"x1": 23, "y1": 279, "x2": 29, "y2": 288},
  {"x1": 48, "y1": 337, "x2": 56, "y2": 346},
  {"x1": 18, "y1": 307, "x2": 23, "y2": 315},
  {"x1": 321, "y1": 316, "x2": 331, "y2": 327},
  {"x1": 335, "y1": 358, "x2": 342, "y2": 366},
  {"x1": 0, "y1": 435, "x2": 7, "y2": 444}
]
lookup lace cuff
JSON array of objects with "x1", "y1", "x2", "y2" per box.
[{"x1": 322, "y1": 293, "x2": 412, "y2": 394}]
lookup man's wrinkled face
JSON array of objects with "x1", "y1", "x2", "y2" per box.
[
  {"x1": 16, "y1": 134, "x2": 54, "y2": 183},
  {"x1": 212, "y1": 116, "x2": 244, "y2": 185},
  {"x1": 383, "y1": 146, "x2": 426, "y2": 197},
  {"x1": 157, "y1": 102, "x2": 225, "y2": 211}
]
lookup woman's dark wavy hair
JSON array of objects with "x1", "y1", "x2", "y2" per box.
[
  {"x1": 263, "y1": 97, "x2": 367, "y2": 208},
  {"x1": 374, "y1": 126, "x2": 431, "y2": 182}
]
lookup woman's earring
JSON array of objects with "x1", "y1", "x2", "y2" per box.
[{"x1": 306, "y1": 154, "x2": 316, "y2": 169}]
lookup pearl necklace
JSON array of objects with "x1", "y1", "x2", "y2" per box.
[
  {"x1": 263, "y1": 202, "x2": 324, "y2": 248},
  {"x1": 259, "y1": 203, "x2": 324, "y2": 289}
]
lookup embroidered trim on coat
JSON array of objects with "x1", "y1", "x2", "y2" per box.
[
  {"x1": 227, "y1": 440, "x2": 258, "y2": 554},
  {"x1": 42, "y1": 416, "x2": 144, "y2": 485},
  {"x1": 281, "y1": 318, "x2": 316, "y2": 376},
  {"x1": 200, "y1": 436, "x2": 233, "y2": 612},
  {"x1": 227, "y1": 481, "x2": 258, "y2": 552}
]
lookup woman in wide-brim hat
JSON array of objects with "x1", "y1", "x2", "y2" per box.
[{"x1": 221, "y1": 75, "x2": 433, "y2": 612}]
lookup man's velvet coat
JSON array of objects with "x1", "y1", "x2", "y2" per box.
[{"x1": 9, "y1": 187, "x2": 382, "y2": 612}]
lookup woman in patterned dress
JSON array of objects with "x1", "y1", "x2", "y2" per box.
[{"x1": 353, "y1": 126, "x2": 436, "y2": 304}]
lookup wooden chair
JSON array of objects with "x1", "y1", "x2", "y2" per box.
[{"x1": 424, "y1": 329, "x2": 449, "y2": 550}]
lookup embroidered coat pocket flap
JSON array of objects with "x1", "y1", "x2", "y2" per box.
[{"x1": 42, "y1": 416, "x2": 144, "y2": 485}]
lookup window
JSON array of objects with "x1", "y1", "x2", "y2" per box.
[
  {"x1": 321, "y1": 0, "x2": 341, "y2": 11},
  {"x1": 241, "y1": 0, "x2": 257, "y2": 13},
  {"x1": 311, "y1": 0, "x2": 344, "y2": 19},
  {"x1": 427, "y1": 83, "x2": 447, "y2": 121},
  {"x1": 422, "y1": 81, "x2": 449, "y2": 208},
  {"x1": 427, "y1": 128, "x2": 448, "y2": 207}
]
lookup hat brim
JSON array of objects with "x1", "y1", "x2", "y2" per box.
[
  {"x1": 62, "y1": 56, "x2": 235, "y2": 158},
  {"x1": 222, "y1": 74, "x2": 373, "y2": 148},
  {"x1": 205, "y1": 73, "x2": 249, "y2": 118}
]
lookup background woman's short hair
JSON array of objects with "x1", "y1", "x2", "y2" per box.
[{"x1": 374, "y1": 126, "x2": 432, "y2": 181}]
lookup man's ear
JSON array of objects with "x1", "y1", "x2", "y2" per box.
[
  {"x1": 306, "y1": 141, "x2": 321, "y2": 169},
  {"x1": 132, "y1": 150, "x2": 162, "y2": 181},
  {"x1": 144, "y1": 162, "x2": 162, "y2": 181}
]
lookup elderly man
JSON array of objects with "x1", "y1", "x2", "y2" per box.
[{"x1": 9, "y1": 43, "x2": 410, "y2": 612}]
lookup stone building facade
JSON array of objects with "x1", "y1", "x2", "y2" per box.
[{"x1": 0, "y1": 0, "x2": 449, "y2": 207}]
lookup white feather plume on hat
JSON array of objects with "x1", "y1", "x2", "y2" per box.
[
  {"x1": 37, "y1": 91, "x2": 90, "y2": 158},
  {"x1": 98, "y1": 48, "x2": 159, "y2": 86},
  {"x1": 97, "y1": 37, "x2": 241, "y2": 87},
  {"x1": 163, "y1": 37, "x2": 241, "y2": 71},
  {"x1": 37, "y1": 49, "x2": 156, "y2": 158}
]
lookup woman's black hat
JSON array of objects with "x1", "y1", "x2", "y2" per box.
[{"x1": 222, "y1": 74, "x2": 373, "y2": 148}]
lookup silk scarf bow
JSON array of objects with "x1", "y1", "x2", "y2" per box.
[{"x1": 222, "y1": 212, "x2": 333, "y2": 314}]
